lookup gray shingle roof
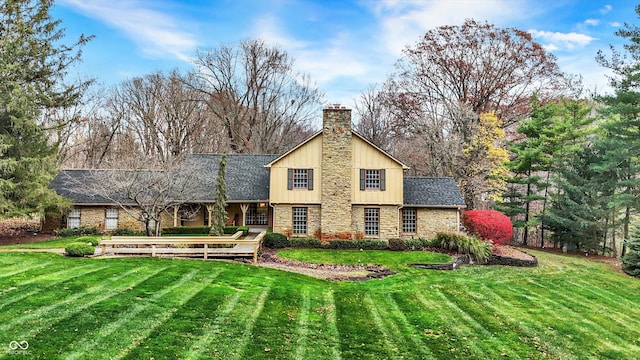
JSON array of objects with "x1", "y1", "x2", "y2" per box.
[
  {"x1": 403, "y1": 177, "x2": 466, "y2": 207},
  {"x1": 184, "y1": 154, "x2": 277, "y2": 202},
  {"x1": 50, "y1": 154, "x2": 278, "y2": 204}
]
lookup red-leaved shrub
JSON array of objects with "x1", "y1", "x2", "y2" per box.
[{"x1": 462, "y1": 210, "x2": 513, "y2": 245}]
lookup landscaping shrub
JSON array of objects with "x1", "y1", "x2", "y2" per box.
[
  {"x1": 404, "y1": 238, "x2": 432, "y2": 250},
  {"x1": 111, "y1": 228, "x2": 136, "y2": 236},
  {"x1": 76, "y1": 236, "x2": 99, "y2": 246},
  {"x1": 433, "y1": 232, "x2": 492, "y2": 263},
  {"x1": 462, "y1": 210, "x2": 513, "y2": 245},
  {"x1": 224, "y1": 226, "x2": 250, "y2": 235},
  {"x1": 65, "y1": 242, "x2": 95, "y2": 257},
  {"x1": 289, "y1": 237, "x2": 322, "y2": 248},
  {"x1": 264, "y1": 232, "x2": 289, "y2": 248},
  {"x1": 58, "y1": 227, "x2": 99, "y2": 237},
  {"x1": 324, "y1": 239, "x2": 388, "y2": 250},
  {"x1": 162, "y1": 226, "x2": 211, "y2": 235},
  {"x1": 388, "y1": 238, "x2": 407, "y2": 251}
]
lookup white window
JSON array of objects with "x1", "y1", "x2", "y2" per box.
[
  {"x1": 67, "y1": 209, "x2": 80, "y2": 229},
  {"x1": 359, "y1": 169, "x2": 386, "y2": 191},
  {"x1": 105, "y1": 208, "x2": 118, "y2": 230},
  {"x1": 402, "y1": 208, "x2": 417, "y2": 233},
  {"x1": 287, "y1": 169, "x2": 314, "y2": 190},
  {"x1": 292, "y1": 207, "x2": 308, "y2": 235},
  {"x1": 364, "y1": 208, "x2": 379, "y2": 236}
]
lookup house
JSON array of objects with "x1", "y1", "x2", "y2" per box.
[{"x1": 48, "y1": 107, "x2": 466, "y2": 239}]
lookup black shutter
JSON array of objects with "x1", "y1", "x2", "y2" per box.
[
  {"x1": 380, "y1": 169, "x2": 386, "y2": 191},
  {"x1": 308, "y1": 169, "x2": 314, "y2": 190},
  {"x1": 287, "y1": 168, "x2": 293, "y2": 190},
  {"x1": 360, "y1": 169, "x2": 365, "y2": 190}
]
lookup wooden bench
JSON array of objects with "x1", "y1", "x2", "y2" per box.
[{"x1": 98, "y1": 231, "x2": 266, "y2": 264}]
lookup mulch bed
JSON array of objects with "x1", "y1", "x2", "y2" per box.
[{"x1": 0, "y1": 232, "x2": 55, "y2": 246}]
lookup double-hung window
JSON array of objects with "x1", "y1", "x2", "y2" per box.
[
  {"x1": 105, "y1": 208, "x2": 119, "y2": 230},
  {"x1": 402, "y1": 208, "x2": 417, "y2": 233},
  {"x1": 359, "y1": 169, "x2": 386, "y2": 191},
  {"x1": 364, "y1": 208, "x2": 380, "y2": 236},
  {"x1": 292, "y1": 207, "x2": 308, "y2": 235},
  {"x1": 67, "y1": 209, "x2": 80, "y2": 229},
  {"x1": 287, "y1": 169, "x2": 314, "y2": 190}
]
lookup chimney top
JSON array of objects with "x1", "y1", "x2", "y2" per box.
[{"x1": 326, "y1": 104, "x2": 349, "y2": 110}]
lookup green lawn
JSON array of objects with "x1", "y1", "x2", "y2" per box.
[
  {"x1": 0, "y1": 235, "x2": 101, "y2": 249},
  {"x1": 277, "y1": 248, "x2": 451, "y2": 270},
  {"x1": 0, "y1": 249, "x2": 639, "y2": 359}
]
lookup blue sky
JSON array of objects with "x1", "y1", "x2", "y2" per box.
[{"x1": 53, "y1": 0, "x2": 639, "y2": 107}]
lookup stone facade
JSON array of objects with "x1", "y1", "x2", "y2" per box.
[
  {"x1": 73, "y1": 206, "x2": 143, "y2": 232},
  {"x1": 320, "y1": 108, "x2": 353, "y2": 239},
  {"x1": 352, "y1": 205, "x2": 400, "y2": 239},
  {"x1": 273, "y1": 204, "x2": 321, "y2": 238},
  {"x1": 401, "y1": 208, "x2": 459, "y2": 239}
]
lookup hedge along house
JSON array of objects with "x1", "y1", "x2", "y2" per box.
[{"x1": 49, "y1": 106, "x2": 466, "y2": 239}]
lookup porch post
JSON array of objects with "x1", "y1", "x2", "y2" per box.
[
  {"x1": 173, "y1": 205, "x2": 179, "y2": 227},
  {"x1": 206, "y1": 204, "x2": 213, "y2": 227},
  {"x1": 240, "y1": 203, "x2": 249, "y2": 226}
]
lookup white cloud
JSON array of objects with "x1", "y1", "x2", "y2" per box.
[
  {"x1": 584, "y1": 18, "x2": 600, "y2": 26},
  {"x1": 528, "y1": 30, "x2": 596, "y2": 50},
  {"x1": 59, "y1": 0, "x2": 197, "y2": 62},
  {"x1": 610, "y1": 21, "x2": 622, "y2": 27},
  {"x1": 368, "y1": 0, "x2": 529, "y2": 56},
  {"x1": 600, "y1": 4, "x2": 613, "y2": 14}
]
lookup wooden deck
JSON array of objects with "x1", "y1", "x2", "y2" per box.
[{"x1": 98, "y1": 231, "x2": 266, "y2": 263}]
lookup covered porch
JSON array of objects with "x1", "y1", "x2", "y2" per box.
[{"x1": 173, "y1": 202, "x2": 272, "y2": 229}]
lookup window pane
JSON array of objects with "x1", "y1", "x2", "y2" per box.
[
  {"x1": 402, "y1": 208, "x2": 416, "y2": 233},
  {"x1": 365, "y1": 170, "x2": 380, "y2": 189},
  {"x1": 364, "y1": 208, "x2": 379, "y2": 236},
  {"x1": 247, "y1": 203, "x2": 268, "y2": 225},
  {"x1": 105, "y1": 208, "x2": 118, "y2": 230},
  {"x1": 293, "y1": 169, "x2": 308, "y2": 189},
  {"x1": 292, "y1": 207, "x2": 307, "y2": 235},
  {"x1": 67, "y1": 209, "x2": 80, "y2": 229}
]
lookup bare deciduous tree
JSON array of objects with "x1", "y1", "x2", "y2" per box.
[{"x1": 190, "y1": 38, "x2": 323, "y2": 154}]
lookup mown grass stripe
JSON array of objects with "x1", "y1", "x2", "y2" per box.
[
  {"x1": 478, "y1": 283, "x2": 579, "y2": 359},
  {"x1": 229, "y1": 288, "x2": 270, "y2": 360},
  {"x1": 110, "y1": 277, "x2": 216, "y2": 360},
  {"x1": 1, "y1": 266, "x2": 169, "y2": 349},
  {"x1": 362, "y1": 294, "x2": 400, "y2": 359},
  {"x1": 485, "y1": 287, "x2": 600, "y2": 358},
  {"x1": 293, "y1": 287, "x2": 311, "y2": 360},
  {"x1": 0, "y1": 261, "x2": 53, "y2": 278},
  {"x1": 0, "y1": 266, "x2": 163, "y2": 334},
  {"x1": 380, "y1": 293, "x2": 436, "y2": 359},
  {"x1": 180, "y1": 291, "x2": 243, "y2": 359},
  {"x1": 0, "y1": 265, "x2": 108, "y2": 311},
  {"x1": 435, "y1": 288, "x2": 514, "y2": 357},
  {"x1": 323, "y1": 289, "x2": 342, "y2": 360},
  {"x1": 526, "y1": 278, "x2": 640, "y2": 354},
  {"x1": 567, "y1": 278, "x2": 640, "y2": 311},
  {"x1": 63, "y1": 269, "x2": 208, "y2": 360},
  {"x1": 415, "y1": 290, "x2": 487, "y2": 358}
]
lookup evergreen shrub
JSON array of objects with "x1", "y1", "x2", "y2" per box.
[
  {"x1": 264, "y1": 232, "x2": 289, "y2": 248},
  {"x1": 388, "y1": 238, "x2": 407, "y2": 251},
  {"x1": 462, "y1": 210, "x2": 513, "y2": 245},
  {"x1": 162, "y1": 226, "x2": 211, "y2": 235},
  {"x1": 58, "y1": 227, "x2": 99, "y2": 237},
  {"x1": 324, "y1": 239, "x2": 388, "y2": 250},
  {"x1": 289, "y1": 237, "x2": 322, "y2": 248},
  {"x1": 65, "y1": 242, "x2": 95, "y2": 257},
  {"x1": 76, "y1": 236, "x2": 99, "y2": 246},
  {"x1": 111, "y1": 228, "x2": 136, "y2": 236}
]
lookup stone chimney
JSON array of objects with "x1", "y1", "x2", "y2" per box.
[{"x1": 321, "y1": 105, "x2": 353, "y2": 239}]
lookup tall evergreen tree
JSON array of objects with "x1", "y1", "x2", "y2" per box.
[
  {"x1": 0, "y1": 0, "x2": 91, "y2": 217},
  {"x1": 622, "y1": 223, "x2": 640, "y2": 277},
  {"x1": 596, "y1": 4, "x2": 640, "y2": 256},
  {"x1": 499, "y1": 98, "x2": 593, "y2": 246},
  {"x1": 542, "y1": 144, "x2": 609, "y2": 252},
  {"x1": 209, "y1": 155, "x2": 228, "y2": 236}
]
